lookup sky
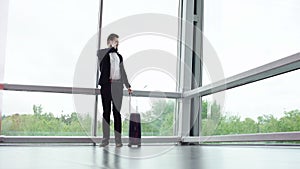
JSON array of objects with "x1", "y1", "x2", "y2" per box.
[
  {"x1": 203, "y1": 0, "x2": 300, "y2": 119},
  {"x1": 1, "y1": 0, "x2": 300, "y2": 121}
]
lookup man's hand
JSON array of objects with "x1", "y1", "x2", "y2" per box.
[
  {"x1": 128, "y1": 88, "x2": 133, "y2": 95},
  {"x1": 111, "y1": 41, "x2": 118, "y2": 49}
]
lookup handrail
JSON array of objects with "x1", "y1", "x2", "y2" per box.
[
  {"x1": 0, "y1": 83, "x2": 182, "y2": 99},
  {"x1": 184, "y1": 52, "x2": 300, "y2": 98},
  {"x1": 1, "y1": 53, "x2": 299, "y2": 99}
]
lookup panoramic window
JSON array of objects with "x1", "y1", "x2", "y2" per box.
[
  {"x1": 203, "y1": 0, "x2": 300, "y2": 84},
  {"x1": 1, "y1": 0, "x2": 180, "y2": 137},
  {"x1": 202, "y1": 70, "x2": 300, "y2": 136}
]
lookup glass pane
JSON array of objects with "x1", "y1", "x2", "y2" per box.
[
  {"x1": 102, "y1": 0, "x2": 179, "y2": 25},
  {"x1": 129, "y1": 69, "x2": 176, "y2": 92},
  {"x1": 4, "y1": 0, "x2": 99, "y2": 87},
  {"x1": 101, "y1": 0, "x2": 179, "y2": 92},
  {"x1": 201, "y1": 70, "x2": 300, "y2": 136},
  {"x1": 0, "y1": 0, "x2": 7, "y2": 83},
  {"x1": 97, "y1": 96, "x2": 175, "y2": 136},
  {"x1": 203, "y1": 0, "x2": 300, "y2": 84},
  {"x1": 1, "y1": 91, "x2": 94, "y2": 136}
]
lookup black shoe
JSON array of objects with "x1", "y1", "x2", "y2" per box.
[{"x1": 99, "y1": 142, "x2": 109, "y2": 147}]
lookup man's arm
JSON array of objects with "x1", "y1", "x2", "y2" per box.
[
  {"x1": 120, "y1": 62, "x2": 131, "y2": 89},
  {"x1": 116, "y1": 52, "x2": 131, "y2": 89},
  {"x1": 97, "y1": 48, "x2": 112, "y2": 62}
]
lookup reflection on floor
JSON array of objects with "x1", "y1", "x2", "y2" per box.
[{"x1": 1, "y1": 144, "x2": 300, "y2": 169}]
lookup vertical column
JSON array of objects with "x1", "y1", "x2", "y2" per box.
[
  {"x1": 190, "y1": 0, "x2": 204, "y2": 137},
  {"x1": 0, "y1": 0, "x2": 9, "y2": 135},
  {"x1": 92, "y1": 0, "x2": 104, "y2": 142},
  {"x1": 177, "y1": 0, "x2": 194, "y2": 138},
  {"x1": 177, "y1": 0, "x2": 204, "y2": 141}
]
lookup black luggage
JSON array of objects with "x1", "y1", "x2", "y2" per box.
[{"x1": 128, "y1": 95, "x2": 141, "y2": 147}]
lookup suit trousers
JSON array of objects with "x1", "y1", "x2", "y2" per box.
[{"x1": 100, "y1": 82, "x2": 123, "y2": 143}]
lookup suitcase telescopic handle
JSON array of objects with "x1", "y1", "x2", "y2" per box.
[{"x1": 129, "y1": 93, "x2": 132, "y2": 115}]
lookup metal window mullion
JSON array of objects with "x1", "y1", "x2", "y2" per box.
[
  {"x1": 0, "y1": 0, "x2": 9, "y2": 135},
  {"x1": 1, "y1": 136, "x2": 181, "y2": 144},
  {"x1": 190, "y1": 0, "x2": 204, "y2": 137},
  {"x1": 174, "y1": 0, "x2": 184, "y2": 139},
  {"x1": 178, "y1": 0, "x2": 195, "y2": 138},
  {"x1": 92, "y1": 0, "x2": 104, "y2": 141}
]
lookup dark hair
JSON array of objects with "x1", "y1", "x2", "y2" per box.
[{"x1": 107, "y1": 33, "x2": 119, "y2": 44}]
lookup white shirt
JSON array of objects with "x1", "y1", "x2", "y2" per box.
[{"x1": 109, "y1": 52, "x2": 121, "y2": 80}]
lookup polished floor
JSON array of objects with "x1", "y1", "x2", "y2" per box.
[{"x1": 1, "y1": 144, "x2": 300, "y2": 169}]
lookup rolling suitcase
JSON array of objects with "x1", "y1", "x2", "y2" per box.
[{"x1": 128, "y1": 94, "x2": 141, "y2": 147}]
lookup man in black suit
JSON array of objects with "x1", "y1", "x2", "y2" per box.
[{"x1": 97, "y1": 33, "x2": 132, "y2": 147}]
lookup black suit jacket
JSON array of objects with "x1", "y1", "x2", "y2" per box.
[{"x1": 97, "y1": 48, "x2": 131, "y2": 88}]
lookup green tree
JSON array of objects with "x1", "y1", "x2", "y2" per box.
[
  {"x1": 33, "y1": 105, "x2": 43, "y2": 116},
  {"x1": 257, "y1": 114, "x2": 280, "y2": 133},
  {"x1": 2, "y1": 102, "x2": 300, "y2": 138},
  {"x1": 278, "y1": 110, "x2": 300, "y2": 132},
  {"x1": 201, "y1": 100, "x2": 222, "y2": 136},
  {"x1": 2, "y1": 105, "x2": 89, "y2": 136},
  {"x1": 140, "y1": 99, "x2": 175, "y2": 136}
]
